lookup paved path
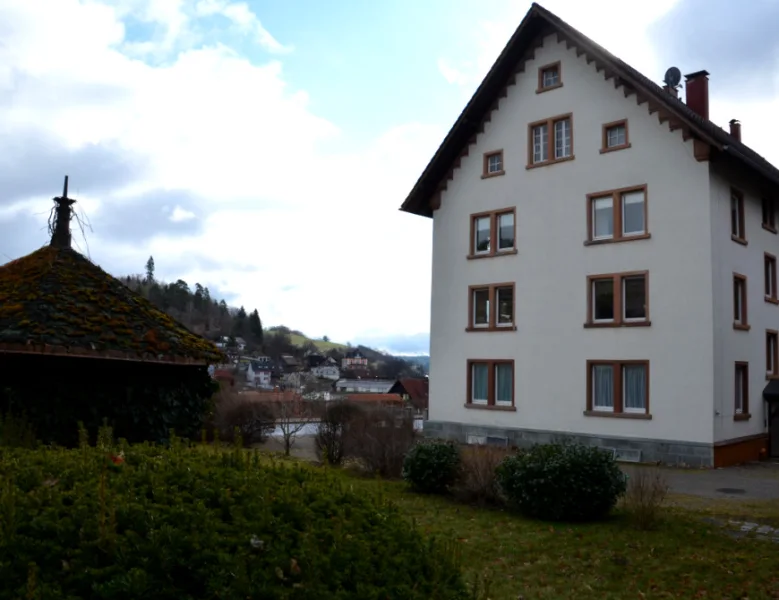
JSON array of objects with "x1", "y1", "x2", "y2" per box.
[{"x1": 622, "y1": 462, "x2": 779, "y2": 500}]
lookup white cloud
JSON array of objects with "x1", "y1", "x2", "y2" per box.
[
  {"x1": 170, "y1": 206, "x2": 196, "y2": 222},
  {"x1": 0, "y1": 0, "x2": 436, "y2": 348},
  {"x1": 194, "y1": 0, "x2": 291, "y2": 53}
]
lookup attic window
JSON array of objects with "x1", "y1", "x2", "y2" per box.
[
  {"x1": 482, "y1": 150, "x2": 505, "y2": 178},
  {"x1": 601, "y1": 120, "x2": 630, "y2": 153},
  {"x1": 537, "y1": 62, "x2": 562, "y2": 93}
]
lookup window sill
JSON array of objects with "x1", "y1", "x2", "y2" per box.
[
  {"x1": 583, "y1": 410, "x2": 652, "y2": 420},
  {"x1": 481, "y1": 170, "x2": 505, "y2": 179},
  {"x1": 765, "y1": 296, "x2": 779, "y2": 305},
  {"x1": 731, "y1": 234, "x2": 748, "y2": 246},
  {"x1": 762, "y1": 223, "x2": 777, "y2": 234},
  {"x1": 535, "y1": 83, "x2": 563, "y2": 94},
  {"x1": 767, "y1": 374, "x2": 779, "y2": 381},
  {"x1": 526, "y1": 155, "x2": 574, "y2": 170},
  {"x1": 464, "y1": 403, "x2": 517, "y2": 412},
  {"x1": 584, "y1": 233, "x2": 651, "y2": 246},
  {"x1": 734, "y1": 413, "x2": 751, "y2": 422},
  {"x1": 465, "y1": 326, "x2": 517, "y2": 333},
  {"x1": 584, "y1": 321, "x2": 651, "y2": 328},
  {"x1": 599, "y1": 143, "x2": 632, "y2": 154},
  {"x1": 467, "y1": 249, "x2": 517, "y2": 260},
  {"x1": 733, "y1": 323, "x2": 751, "y2": 331}
]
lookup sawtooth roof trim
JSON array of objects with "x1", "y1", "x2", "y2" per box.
[{"x1": 400, "y1": 2, "x2": 779, "y2": 218}]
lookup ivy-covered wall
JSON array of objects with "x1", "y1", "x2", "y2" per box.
[{"x1": 0, "y1": 354, "x2": 218, "y2": 446}]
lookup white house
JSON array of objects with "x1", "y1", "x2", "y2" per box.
[
  {"x1": 333, "y1": 378, "x2": 394, "y2": 394},
  {"x1": 399, "y1": 3, "x2": 779, "y2": 467},
  {"x1": 311, "y1": 363, "x2": 340, "y2": 381},
  {"x1": 247, "y1": 360, "x2": 272, "y2": 389}
]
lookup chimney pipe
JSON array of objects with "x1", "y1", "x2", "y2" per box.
[
  {"x1": 684, "y1": 70, "x2": 710, "y2": 120},
  {"x1": 729, "y1": 119, "x2": 741, "y2": 142},
  {"x1": 663, "y1": 85, "x2": 678, "y2": 98},
  {"x1": 50, "y1": 175, "x2": 76, "y2": 249}
]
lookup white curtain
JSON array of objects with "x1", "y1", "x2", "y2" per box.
[
  {"x1": 495, "y1": 363, "x2": 513, "y2": 405},
  {"x1": 472, "y1": 363, "x2": 488, "y2": 404},
  {"x1": 624, "y1": 365, "x2": 646, "y2": 412},
  {"x1": 592, "y1": 365, "x2": 614, "y2": 410}
]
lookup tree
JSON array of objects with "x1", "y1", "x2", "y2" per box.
[
  {"x1": 274, "y1": 397, "x2": 313, "y2": 456},
  {"x1": 232, "y1": 306, "x2": 248, "y2": 339},
  {"x1": 248, "y1": 309, "x2": 264, "y2": 346},
  {"x1": 145, "y1": 256, "x2": 155, "y2": 283},
  {"x1": 322, "y1": 335, "x2": 330, "y2": 343}
]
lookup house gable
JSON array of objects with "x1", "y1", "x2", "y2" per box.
[{"x1": 400, "y1": 2, "x2": 779, "y2": 218}]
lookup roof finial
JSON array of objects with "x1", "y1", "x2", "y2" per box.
[{"x1": 50, "y1": 175, "x2": 76, "y2": 249}]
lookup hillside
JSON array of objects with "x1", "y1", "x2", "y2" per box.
[{"x1": 287, "y1": 333, "x2": 348, "y2": 352}]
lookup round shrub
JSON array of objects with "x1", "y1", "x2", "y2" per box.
[
  {"x1": 495, "y1": 442, "x2": 627, "y2": 522},
  {"x1": 402, "y1": 439, "x2": 461, "y2": 494},
  {"x1": 0, "y1": 441, "x2": 467, "y2": 599}
]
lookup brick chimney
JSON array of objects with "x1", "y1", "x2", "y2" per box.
[
  {"x1": 729, "y1": 119, "x2": 741, "y2": 142},
  {"x1": 684, "y1": 70, "x2": 710, "y2": 120}
]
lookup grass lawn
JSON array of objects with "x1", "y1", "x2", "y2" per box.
[
  {"x1": 288, "y1": 333, "x2": 347, "y2": 351},
  {"x1": 323, "y1": 468, "x2": 779, "y2": 600}
]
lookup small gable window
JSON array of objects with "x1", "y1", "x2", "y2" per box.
[
  {"x1": 537, "y1": 62, "x2": 562, "y2": 93},
  {"x1": 482, "y1": 150, "x2": 505, "y2": 178},
  {"x1": 601, "y1": 120, "x2": 630, "y2": 153}
]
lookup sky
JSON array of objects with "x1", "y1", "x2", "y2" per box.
[{"x1": 1, "y1": 0, "x2": 777, "y2": 355}]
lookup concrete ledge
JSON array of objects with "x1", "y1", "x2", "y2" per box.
[{"x1": 423, "y1": 420, "x2": 714, "y2": 467}]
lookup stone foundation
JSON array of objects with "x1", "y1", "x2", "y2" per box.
[{"x1": 423, "y1": 420, "x2": 714, "y2": 468}]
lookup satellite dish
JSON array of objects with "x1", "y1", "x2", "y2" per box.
[{"x1": 663, "y1": 66, "x2": 682, "y2": 88}]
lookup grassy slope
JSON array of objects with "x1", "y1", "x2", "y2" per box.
[
  {"x1": 287, "y1": 333, "x2": 347, "y2": 352},
  {"x1": 324, "y1": 470, "x2": 779, "y2": 600}
]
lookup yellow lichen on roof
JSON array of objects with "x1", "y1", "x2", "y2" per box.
[{"x1": 0, "y1": 245, "x2": 224, "y2": 364}]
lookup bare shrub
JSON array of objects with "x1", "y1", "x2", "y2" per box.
[
  {"x1": 315, "y1": 401, "x2": 363, "y2": 465},
  {"x1": 210, "y1": 389, "x2": 275, "y2": 445},
  {"x1": 622, "y1": 467, "x2": 669, "y2": 530},
  {"x1": 348, "y1": 406, "x2": 416, "y2": 478},
  {"x1": 274, "y1": 397, "x2": 315, "y2": 456},
  {"x1": 453, "y1": 444, "x2": 512, "y2": 506}
]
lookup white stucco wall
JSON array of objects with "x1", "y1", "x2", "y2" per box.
[
  {"x1": 429, "y1": 34, "x2": 715, "y2": 444},
  {"x1": 709, "y1": 165, "x2": 776, "y2": 443}
]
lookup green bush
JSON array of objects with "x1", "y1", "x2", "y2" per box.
[
  {"x1": 0, "y1": 432, "x2": 466, "y2": 599},
  {"x1": 496, "y1": 442, "x2": 627, "y2": 522},
  {"x1": 402, "y1": 439, "x2": 461, "y2": 494}
]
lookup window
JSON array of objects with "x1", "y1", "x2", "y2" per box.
[
  {"x1": 733, "y1": 273, "x2": 749, "y2": 330},
  {"x1": 468, "y1": 283, "x2": 515, "y2": 331},
  {"x1": 528, "y1": 114, "x2": 573, "y2": 167},
  {"x1": 586, "y1": 272, "x2": 649, "y2": 327},
  {"x1": 763, "y1": 198, "x2": 777, "y2": 233},
  {"x1": 586, "y1": 186, "x2": 648, "y2": 244},
  {"x1": 482, "y1": 150, "x2": 505, "y2": 178},
  {"x1": 734, "y1": 362, "x2": 749, "y2": 419},
  {"x1": 765, "y1": 253, "x2": 777, "y2": 303},
  {"x1": 767, "y1": 330, "x2": 778, "y2": 378},
  {"x1": 730, "y1": 188, "x2": 746, "y2": 244},
  {"x1": 601, "y1": 120, "x2": 630, "y2": 152},
  {"x1": 467, "y1": 360, "x2": 514, "y2": 408},
  {"x1": 469, "y1": 209, "x2": 516, "y2": 258},
  {"x1": 586, "y1": 361, "x2": 649, "y2": 416},
  {"x1": 537, "y1": 61, "x2": 562, "y2": 92}
]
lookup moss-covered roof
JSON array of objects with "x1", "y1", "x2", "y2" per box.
[{"x1": 0, "y1": 245, "x2": 225, "y2": 365}]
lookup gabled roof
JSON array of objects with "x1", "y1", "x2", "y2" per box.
[
  {"x1": 390, "y1": 378, "x2": 429, "y2": 410},
  {"x1": 0, "y1": 246, "x2": 224, "y2": 365},
  {"x1": 400, "y1": 2, "x2": 779, "y2": 218}
]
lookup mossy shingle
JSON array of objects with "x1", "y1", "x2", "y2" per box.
[{"x1": 0, "y1": 246, "x2": 224, "y2": 364}]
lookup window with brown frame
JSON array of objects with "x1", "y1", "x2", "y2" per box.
[
  {"x1": 585, "y1": 360, "x2": 650, "y2": 417},
  {"x1": 586, "y1": 271, "x2": 649, "y2": 327},
  {"x1": 536, "y1": 61, "x2": 562, "y2": 93},
  {"x1": 586, "y1": 185, "x2": 648, "y2": 244},
  {"x1": 762, "y1": 198, "x2": 777, "y2": 233},
  {"x1": 469, "y1": 209, "x2": 516, "y2": 258},
  {"x1": 734, "y1": 362, "x2": 750, "y2": 419},
  {"x1": 527, "y1": 113, "x2": 573, "y2": 167},
  {"x1": 730, "y1": 188, "x2": 746, "y2": 244},
  {"x1": 767, "y1": 330, "x2": 778, "y2": 378},
  {"x1": 733, "y1": 273, "x2": 749, "y2": 330},
  {"x1": 765, "y1": 253, "x2": 777, "y2": 303},
  {"x1": 466, "y1": 359, "x2": 515, "y2": 409},
  {"x1": 600, "y1": 120, "x2": 630, "y2": 153},
  {"x1": 468, "y1": 283, "x2": 515, "y2": 331},
  {"x1": 482, "y1": 150, "x2": 505, "y2": 178}
]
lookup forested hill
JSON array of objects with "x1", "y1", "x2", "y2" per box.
[{"x1": 120, "y1": 257, "x2": 427, "y2": 378}]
